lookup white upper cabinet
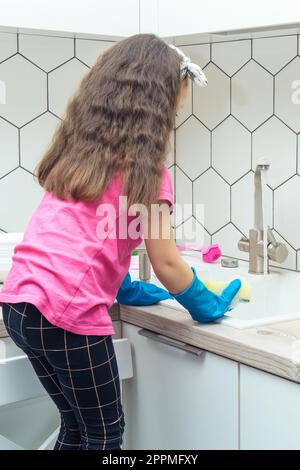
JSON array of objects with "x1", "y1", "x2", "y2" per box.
[
  {"x1": 141, "y1": 0, "x2": 300, "y2": 37},
  {"x1": 0, "y1": 0, "x2": 140, "y2": 37}
]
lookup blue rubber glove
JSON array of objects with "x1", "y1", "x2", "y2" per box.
[
  {"x1": 116, "y1": 271, "x2": 174, "y2": 306},
  {"x1": 171, "y1": 266, "x2": 241, "y2": 323}
]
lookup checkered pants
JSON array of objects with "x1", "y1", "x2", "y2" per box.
[{"x1": 2, "y1": 302, "x2": 125, "y2": 450}]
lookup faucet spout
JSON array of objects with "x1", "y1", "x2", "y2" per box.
[
  {"x1": 237, "y1": 161, "x2": 288, "y2": 274},
  {"x1": 254, "y1": 161, "x2": 269, "y2": 233}
]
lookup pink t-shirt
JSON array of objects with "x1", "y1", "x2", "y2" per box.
[{"x1": 0, "y1": 165, "x2": 174, "y2": 336}]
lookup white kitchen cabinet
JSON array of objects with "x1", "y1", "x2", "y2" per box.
[
  {"x1": 0, "y1": 0, "x2": 139, "y2": 37},
  {"x1": 146, "y1": 0, "x2": 300, "y2": 37},
  {"x1": 122, "y1": 322, "x2": 239, "y2": 450},
  {"x1": 240, "y1": 365, "x2": 300, "y2": 450}
]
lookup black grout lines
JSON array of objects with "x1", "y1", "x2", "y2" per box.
[
  {"x1": 0, "y1": 166, "x2": 19, "y2": 181},
  {"x1": 252, "y1": 57, "x2": 274, "y2": 76},
  {"x1": 19, "y1": 165, "x2": 35, "y2": 177},
  {"x1": 296, "y1": 133, "x2": 299, "y2": 175},
  {"x1": 272, "y1": 189, "x2": 275, "y2": 229},
  {"x1": 18, "y1": 128, "x2": 21, "y2": 166},
  {"x1": 176, "y1": 32, "x2": 299, "y2": 49},
  {"x1": 46, "y1": 74, "x2": 49, "y2": 110},
  {"x1": 272, "y1": 76, "x2": 275, "y2": 115},
  {"x1": 250, "y1": 131, "x2": 253, "y2": 170},
  {"x1": 209, "y1": 131, "x2": 213, "y2": 166},
  {"x1": 1, "y1": 30, "x2": 300, "y2": 267},
  {"x1": 229, "y1": 75, "x2": 232, "y2": 115}
]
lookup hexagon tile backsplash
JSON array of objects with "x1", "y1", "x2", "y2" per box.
[
  {"x1": 174, "y1": 34, "x2": 300, "y2": 272},
  {"x1": 1, "y1": 31, "x2": 300, "y2": 271},
  {"x1": 0, "y1": 31, "x2": 115, "y2": 233}
]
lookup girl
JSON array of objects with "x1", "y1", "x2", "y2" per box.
[{"x1": 0, "y1": 33, "x2": 240, "y2": 451}]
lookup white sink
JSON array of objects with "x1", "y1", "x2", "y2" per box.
[{"x1": 130, "y1": 253, "x2": 300, "y2": 329}]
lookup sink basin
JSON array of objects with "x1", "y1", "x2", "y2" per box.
[{"x1": 130, "y1": 253, "x2": 300, "y2": 329}]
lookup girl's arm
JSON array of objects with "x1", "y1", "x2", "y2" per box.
[
  {"x1": 143, "y1": 201, "x2": 194, "y2": 294},
  {"x1": 143, "y1": 200, "x2": 241, "y2": 323}
]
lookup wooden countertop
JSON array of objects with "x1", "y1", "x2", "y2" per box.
[
  {"x1": 2, "y1": 285, "x2": 300, "y2": 383},
  {"x1": 119, "y1": 303, "x2": 300, "y2": 384}
]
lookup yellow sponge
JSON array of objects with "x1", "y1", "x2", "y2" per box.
[{"x1": 203, "y1": 279, "x2": 251, "y2": 301}]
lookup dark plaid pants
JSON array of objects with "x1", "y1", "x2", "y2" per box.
[{"x1": 2, "y1": 301, "x2": 125, "y2": 450}]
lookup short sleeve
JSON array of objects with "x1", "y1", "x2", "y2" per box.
[{"x1": 158, "y1": 165, "x2": 174, "y2": 214}]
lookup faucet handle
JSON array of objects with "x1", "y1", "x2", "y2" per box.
[
  {"x1": 256, "y1": 158, "x2": 270, "y2": 171},
  {"x1": 238, "y1": 236, "x2": 250, "y2": 253},
  {"x1": 267, "y1": 228, "x2": 278, "y2": 247},
  {"x1": 267, "y1": 228, "x2": 288, "y2": 264}
]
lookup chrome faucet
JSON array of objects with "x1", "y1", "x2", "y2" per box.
[
  {"x1": 238, "y1": 161, "x2": 288, "y2": 274},
  {"x1": 134, "y1": 240, "x2": 151, "y2": 281}
]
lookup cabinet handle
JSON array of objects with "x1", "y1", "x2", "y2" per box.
[{"x1": 138, "y1": 328, "x2": 204, "y2": 357}]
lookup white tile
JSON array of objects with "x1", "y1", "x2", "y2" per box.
[
  {"x1": 274, "y1": 175, "x2": 300, "y2": 249},
  {"x1": 19, "y1": 34, "x2": 74, "y2": 72},
  {"x1": 180, "y1": 44, "x2": 210, "y2": 69},
  {"x1": 0, "y1": 32, "x2": 17, "y2": 62},
  {"x1": 297, "y1": 250, "x2": 300, "y2": 271},
  {"x1": 193, "y1": 168, "x2": 230, "y2": 234},
  {"x1": 275, "y1": 56, "x2": 300, "y2": 133},
  {"x1": 212, "y1": 40, "x2": 251, "y2": 76},
  {"x1": 175, "y1": 216, "x2": 211, "y2": 248},
  {"x1": 48, "y1": 58, "x2": 89, "y2": 118},
  {"x1": 232, "y1": 60, "x2": 273, "y2": 131},
  {"x1": 174, "y1": 166, "x2": 192, "y2": 226},
  {"x1": 0, "y1": 55, "x2": 47, "y2": 126},
  {"x1": 0, "y1": 168, "x2": 44, "y2": 231},
  {"x1": 212, "y1": 223, "x2": 248, "y2": 261},
  {"x1": 0, "y1": 117, "x2": 18, "y2": 177},
  {"x1": 194, "y1": 63, "x2": 230, "y2": 130},
  {"x1": 20, "y1": 112, "x2": 61, "y2": 173},
  {"x1": 176, "y1": 116, "x2": 210, "y2": 179},
  {"x1": 253, "y1": 35, "x2": 297, "y2": 74},
  {"x1": 269, "y1": 229, "x2": 296, "y2": 271},
  {"x1": 175, "y1": 78, "x2": 192, "y2": 128},
  {"x1": 252, "y1": 116, "x2": 297, "y2": 189},
  {"x1": 231, "y1": 172, "x2": 273, "y2": 237},
  {"x1": 212, "y1": 116, "x2": 251, "y2": 184},
  {"x1": 165, "y1": 129, "x2": 175, "y2": 168},
  {"x1": 75, "y1": 39, "x2": 114, "y2": 67}
]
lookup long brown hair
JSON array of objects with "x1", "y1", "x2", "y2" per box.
[{"x1": 35, "y1": 33, "x2": 185, "y2": 208}]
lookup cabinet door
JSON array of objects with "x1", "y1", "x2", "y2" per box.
[
  {"x1": 240, "y1": 365, "x2": 300, "y2": 449},
  {"x1": 0, "y1": 0, "x2": 139, "y2": 37},
  {"x1": 122, "y1": 322, "x2": 238, "y2": 450},
  {"x1": 156, "y1": 0, "x2": 300, "y2": 37}
]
